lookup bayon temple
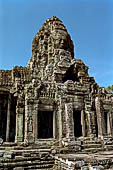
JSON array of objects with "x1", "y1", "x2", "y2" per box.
[{"x1": 0, "y1": 16, "x2": 113, "y2": 170}]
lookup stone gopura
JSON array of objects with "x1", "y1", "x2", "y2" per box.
[{"x1": 0, "y1": 16, "x2": 113, "y2": 170}]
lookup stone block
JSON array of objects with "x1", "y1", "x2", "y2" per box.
[
  {"x1": 13, "y1": 168, "x2": 24, "y2": 170},
  {"x1": 73, "y1": 160, "x2": 84, "y2": 168},
  {"x1": 3, "y1": 152, "x2": 14, "y2": 159},
  {"x1": 0, "y1": 152, "x2": 4, "y2": 157},
  {"x1": 0, "y1": 138, "x2": 3, "y2": 145}
]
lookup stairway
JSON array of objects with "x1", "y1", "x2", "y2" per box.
[
  {"x1": 81, "y1": 138, "x2": 104, "y2": 153},
  {"x1": 0, "y1": 143, "x2": 54, "y2": 170},
  {"x1": 103, "y1": 136, "x2": 113, "y2": 151}
]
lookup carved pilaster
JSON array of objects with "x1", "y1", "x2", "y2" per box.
[
  {"x1": 15, "y1": 105, "x2": 24, "y2": 142},
  {"x1": 81, "y1": 109, "x2": 86, "y2": 137},
  {"x1": 33, "y1": 103, "x2": 39, "y2": 141},
  {"x1": 84, "y1": 98, "x2": 94, "y2": 137},
  {"x1": 107, "y1": 111, "x2": 112, "y2": 137},
  {"x1": 24, "y1": 99, "x2": 34, "y2": 143},
  {"x1": 60, "y1": 97, "x2": 67, "y2": 138},
  {"x1": 58, "y1": 104, "x2": 63, "y2": 140},
  {"x1": 95, "y1": 97, "x2": 104, "y2": 138},
  {"x1": 65, "y1": 103, "x2": 74, "y2": 139}
]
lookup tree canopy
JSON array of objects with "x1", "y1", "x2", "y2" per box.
[{"x1": 106, "y1": 85, "x2": 113, "y2": 93}]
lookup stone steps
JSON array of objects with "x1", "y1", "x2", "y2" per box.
[
  {"x1": 0, "y1": 145, "x2": 51, "y2": 150},
  {"x1": 24, "y1": 163, "x2": 54, "y2": 169},
  {"x1": 0, "y1": 146, "x2": 54, "y2": 169},
  {"x1": 0, "y1": 150, "x2": 51, "y2": 158},
  {"x1": 82, "y1": 143, "x2": 102, "y2": 149},
  {"x1": 105, "y1": 145, "x2": 113, "y2": 151},
  {"x1": 0, "y1": 159, "x2": 54, "y2": 170},
  {"x1": 82, "y1": 147, "x2": 104, "y2": 153},
  {"x1": 83, "y1": 140, "x2": 101, "y2": 144},
  {"x1": 25, "y1": 168, "x2": 53, "y2": 170},
  {"x1": 80, "y1": 138, "x2": 104, "y2": 153}
]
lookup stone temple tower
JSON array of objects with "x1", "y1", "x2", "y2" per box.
[{"x1": 0, "y1": 16, "x2": 113, "y2": 169}]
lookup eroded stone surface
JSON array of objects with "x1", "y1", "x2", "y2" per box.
[{"x1": 0, "y1": 16, "x2": 113, "y2": 169}]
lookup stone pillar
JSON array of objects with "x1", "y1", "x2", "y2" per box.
[
  {"x1": 59, "y1": 97, "x2": 67, "y2": 140},
  {"x1": 6, "y1": 94, "x2": 11, "y2": 142},
  {"x1": 33, "y1": 104, "x2": 38, "y2": 141},
  {"x1": 24, "y1": 101, "x2": 34, "y2": 144},
  {"x1": 86, "y1": 111, "x2": 92, "y2": 137},
  {"x1": 107, "y1": 111, "x2": 112, "y2": 137},
  {"x1": 81, "y1": 109, "x2": 86, "y2": 137},
  {"x1": 58, "y1": 104, "x2": 63, "y2": 141},
  {"x1": 15, "y1": 107, "x2": 24, "y2": 142},
  {"x1": 65, "y1": 103, "x2": 74, "y2": 139},
  {"x1": 84, "y1": 98, "x2": 93, "y2": 137},
  {"x1": 95, "y1": 97, "x2": 104, "y2": 138}
]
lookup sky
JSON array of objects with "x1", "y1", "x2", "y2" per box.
[{"x1": 0, "y1": 0, "x2": 113, "y2": 87}]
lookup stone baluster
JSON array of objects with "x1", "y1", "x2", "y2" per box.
[{"x1": 6, "y1": 94, "x2": 11, "y2": 142}]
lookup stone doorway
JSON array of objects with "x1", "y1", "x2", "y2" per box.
[
  {"x1": 38, "y1": 111, "x2": 53, "y2": 138},
  {"x1": 0, "y1": 94, "x2": 8, "y2": 141},
  {"x1": 95, "y1": 115, "x2": 98, "y2": 137},
  {"x1": 0, "y1": 93, "x2": 16, "y2": 142},
  {"x1": 9, "y1": 97, "x2": 16, "y2": 142},
  {"x1": 103, "y1": 112, "x2": 107, "y2": 135},
  {"x1": 73, "y1": 110, "x2": 82, "y2": 137}
]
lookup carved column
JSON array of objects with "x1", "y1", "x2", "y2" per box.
[
  {"x1": 24, "y1": 100, "x2": 34, "y2": 143},
  {"x1": 59, "y1": 104, "x2": 63, "y2": 140},
  {"x1": 65, "y1": 103, "x2": 74, "y2": 139},
  {"x1": 15, "y1": 106, "x2": 24, "y2": 142},
  {"x1": 33, "y1": 103, "x2": 38, "y2": 141},
  {"x1": 107, "y1": 111, "x2": 112, "y2": 137},
  {"x1": 95, "y1": 97, "x2": 104, "y2": 138},
  {"x1": 6, "y1": 94, "x2": 11, "y2": 142},
  {"x1": 59, "y1": 97, "x2": 67, "y2": 140},
  {"x1": 15, "y1": 94, "x2": 24, "y2": 143},
  {"x1": 81, "y1": 109, "x2": 86, "y2": 137}
]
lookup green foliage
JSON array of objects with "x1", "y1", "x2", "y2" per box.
[{"x1": 106, "y1": 85, "x2": 113, "y2": 93}]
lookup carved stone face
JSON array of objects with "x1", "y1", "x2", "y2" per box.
[
  {"x1": 31, "y1": 16, "x2": 74, "y2": 67},
  {"x1": 52, "y1": 30, "x2": 68, "y2": 50}
]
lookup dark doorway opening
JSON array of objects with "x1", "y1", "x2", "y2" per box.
[
  {"x1": 62, "y1": 65, "x2": 79, "y2": 83},
  {"x1": 0, "y1": 94, "x2": 17, "y2": 142},
  {"x1": 0, "y1": 94, "x2": 8, "y2": 141},
  {"x1": 95, "y1": 115, "x2": 98, "y2": 137},
  {"x1": 104, "y1": 112, "x2": 107, "y2": 135},
  {"x1": 9, "y1": 97, "x2": 17, "y2": 142},
  {"x1": 38, "y1": 111, "x2": 53, "y2": 138},
  {"x1": 73, "y1": 110, "x2": 82, "y2": 137}
]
